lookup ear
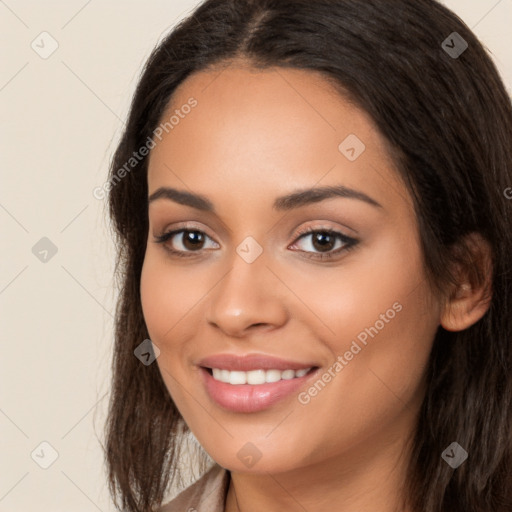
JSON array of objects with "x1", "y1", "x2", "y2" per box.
[{"x1": 440, "y1": 233, "x2": 493, "y2": 332}]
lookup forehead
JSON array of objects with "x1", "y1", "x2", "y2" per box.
[{"x1": 147, "y1": 64, "x2": 409, "y2": 212}]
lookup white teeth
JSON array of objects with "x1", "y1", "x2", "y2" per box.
[
  {"x1": 266, "y1": 369, "x2": 282, "y2": 383},
  {"x1": 210, "y1": 367, "x2": 312, "y2": 385},
  {"x1": 247, "y1": 369, "x2": 266, "y2": 385},
  {"x1": 229, "y1": 371, "x2": 247, "y2": 385},
  {"x1": 281, "y1": 369, "x2": 296, "y2": 380}
]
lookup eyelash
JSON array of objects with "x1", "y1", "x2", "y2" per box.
[{"x1": 153, "y1": 225, "x2": 359, "y2": 261}]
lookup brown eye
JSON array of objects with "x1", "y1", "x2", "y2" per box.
[
  {"x1": 154, "y1": 228, "x2": 220, "y2": 255},
  {"x1": 180, "y1": 230, "x2": 206, "y2": 251},
  {"x1": 310, "y1": 232, "x2": 337, "y2": 252},
  {"x1": 292, "y1": 230, "x2": 355, "y2": 254},
  {"x1": 289, "y1": 228, "x2": 359, "y2": 261}
]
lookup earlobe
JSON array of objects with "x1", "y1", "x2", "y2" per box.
[{"x1": 439, "y1": 234, "x2": 493, "y2": 333}]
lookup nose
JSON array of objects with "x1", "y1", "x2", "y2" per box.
[{"x1": 205, "y1": 249, "x2": 289, "y2": 338}]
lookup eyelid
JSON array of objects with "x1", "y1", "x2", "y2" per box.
[
  {"x1": 292, "y1": 221, "x2": 354, "y2": 238},
  {"x1": 289, "y1": 220, "x2": 358, "y2": 244},
  {"x1": 154, "y1": 220, "x2": 216, "y2": 240}
]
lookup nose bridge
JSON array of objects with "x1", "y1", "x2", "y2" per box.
[{"x1": 205, "y1": 240, "x2": 288, "y2": 336}]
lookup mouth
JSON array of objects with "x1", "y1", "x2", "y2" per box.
[{"x1": 199, "y1": 362, "x2": 320, "y2": 413}]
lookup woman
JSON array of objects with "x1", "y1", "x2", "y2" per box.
[{"x1": 104, "y1": 1, "x2": 512, "y2": 511}]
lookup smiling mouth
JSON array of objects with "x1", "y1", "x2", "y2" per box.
[
  {"x1": 203, "y1": 366, "x2": 318, "y2": 385},
  {"x1": 200, "y1": 364, "x2": 320, "y2": 413}
]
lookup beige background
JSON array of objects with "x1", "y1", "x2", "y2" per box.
[{"x1": 1, "y1": 1, "x2": 511, "y2": 510}]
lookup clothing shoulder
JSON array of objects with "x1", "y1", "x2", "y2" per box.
[{"x1": 157, "y1": 463, "x2": 230, "y2": 512}]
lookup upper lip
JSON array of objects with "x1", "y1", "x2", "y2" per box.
[{"x1": 198, "y1": 353, "x2": 318, "y2": 372}]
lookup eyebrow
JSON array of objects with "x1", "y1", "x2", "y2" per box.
[{"x1": 148, "y1": 185, "x2": 383, "y2": 212}]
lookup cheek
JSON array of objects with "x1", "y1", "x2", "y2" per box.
[
  {"x1": 140, "y1": 253, "x2": 172, "y2": 342},
  {"x1": 290, "y1": 233, "x2": 438, "y2": 440},
  {"x1": 140, "y1": 250, "x2": 205, "y2": 406},
  {"x1": 281, "y1": 227, "x2": 433, "y2": 347},
  {"x1": 140, "y1": 249, "x2": 207, "y2": 347},
  {"x1": 288, "y1": 229, "x2": 438, "y2": 411},
  {"x1": 295, "y1": 281, "x2": 437, "y2": 455}
]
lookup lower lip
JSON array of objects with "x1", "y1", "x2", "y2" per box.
[{"x1": 200, "y1": 367, "x2": 318, "y2": 413}]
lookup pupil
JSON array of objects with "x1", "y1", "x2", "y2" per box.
[{"x1": 313, "y1": 232, "x2": 334, "y2": 252}]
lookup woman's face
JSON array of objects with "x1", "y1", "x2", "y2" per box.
[{"x1": 141, "y1": 63, "x2": 442, "y2": 474}]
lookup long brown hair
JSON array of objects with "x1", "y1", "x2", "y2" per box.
[{"x1": 104, "y1": 1, "x2": 512, "y2": 510}]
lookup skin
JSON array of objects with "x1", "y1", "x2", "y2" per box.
[{"x1": 140, "y1": 61, "x2": 492, "y2": 512}]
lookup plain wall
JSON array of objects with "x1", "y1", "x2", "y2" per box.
[{"x1": 1, "y1": 1, "x2": 511, "y2": 510}]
